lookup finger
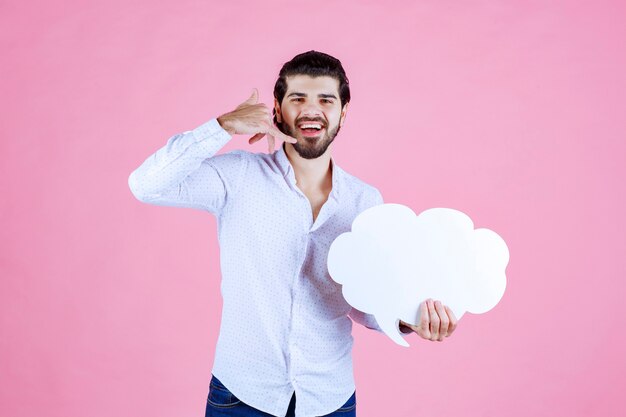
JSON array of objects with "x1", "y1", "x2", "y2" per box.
[
  {"x1": 434, "y1": 300, "x2": 449, "y2": 341},
  {"x1": 428, "y1": 299, "x2": 440, "y2": 341},
  {"x1": 241, "y1": 88, "x2": 259, "y2": 107},
  {"x1": 417, "y1": 300, "x2": 430, "y2": 339},
  {"x1": 268, "y1": 125, "x2": 297, "y2": 144},
  {"x1": 444, "y1": 305, "x2": 458, "y2": 336},
  {"x1": 267, "y1": 133, "x2": 275, "y2": 153},
  {"x1": 248, "y1": 133, "x2": 266, "y2": 144}
]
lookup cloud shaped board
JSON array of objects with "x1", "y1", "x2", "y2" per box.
[{"x1": 327, "y1": 204, "x2": 509, "y2": 347}]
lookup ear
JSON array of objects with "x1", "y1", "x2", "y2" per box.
[
  {"x1": 274, "y1": 98, "x2": 282, "y2": 123},
  {"x1": 339, "y1": 102, "x2": 349, "y2": 127}
]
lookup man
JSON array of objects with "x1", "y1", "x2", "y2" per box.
[{"x1": 128, "y1": 50, "x2": 457, "y2": 417}]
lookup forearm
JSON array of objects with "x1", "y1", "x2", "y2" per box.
[{"x1": 128, "y1": 118, "x2": 231, "y2": 200}]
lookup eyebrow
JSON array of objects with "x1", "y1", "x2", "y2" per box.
[{"x1": 286, "y1": 92, "x2": 338, "y2": 99}]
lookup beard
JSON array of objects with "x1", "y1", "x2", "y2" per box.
[{"x1": 281, "y1": 120, "x2": 341, "y2": 159}]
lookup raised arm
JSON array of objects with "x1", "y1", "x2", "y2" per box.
[
  {"x1": 128, "y1": 88, "x2": 297, "y2": 215},
  {"x1": 128, "y1": 118, "x2": 236, "y2": 214}
]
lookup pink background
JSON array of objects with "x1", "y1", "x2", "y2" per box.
[{"x1": 2, "y1": 1, "x2": 625, "y2": 416}]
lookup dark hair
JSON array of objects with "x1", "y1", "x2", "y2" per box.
[{"x1": 273, "y1": 50, "x2": 350, "y2": 128}]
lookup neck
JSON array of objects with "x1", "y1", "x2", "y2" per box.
[{"x1": 283, "y1": 143, "x2": 333, "y2": 190}]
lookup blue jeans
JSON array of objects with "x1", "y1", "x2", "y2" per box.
[{"x1": 205, "y1": 374, "x2": 357, "y2": 417}]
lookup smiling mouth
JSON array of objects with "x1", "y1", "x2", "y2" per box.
[{"x1": 297, "y1": 122, "x2": 325, "y2": 137}]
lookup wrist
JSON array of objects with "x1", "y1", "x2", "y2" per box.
[{"x1": 217, "y1": 116, "x2": 236, "y2": 135}]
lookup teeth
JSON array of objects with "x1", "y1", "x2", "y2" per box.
[{"x1": 299, "y1": 123, "x2": 322, "y2": 130}]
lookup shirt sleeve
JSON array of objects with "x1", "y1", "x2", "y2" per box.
[
  {"x1": 371, "y1": 187, "x2": 384, "y2": 206},
  {"x1": 348, "y1": 307, "x2": 384, "y2": 333},
  {"x1": 128, "y1": 118, "x2": 246, "y2": 215}
]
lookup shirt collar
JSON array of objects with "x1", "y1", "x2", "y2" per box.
[
  {"x1": 275, "y1": 142, "x2": 294, "y2": 180},
  {"x1": 275, "y1": 143, "x2": 341, "y2": 202}
]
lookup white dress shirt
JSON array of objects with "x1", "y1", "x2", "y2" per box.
[{"x1": 128, "y1": 117, "x2": 385, "y2": 417}]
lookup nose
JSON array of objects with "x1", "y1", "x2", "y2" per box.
[{"x1": 301, "y1": 102, "x2": 323, "y2": 118}]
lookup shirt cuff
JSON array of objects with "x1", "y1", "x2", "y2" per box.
[{"x1": 190, "y1": 118, "x2": 232, "y2": 146}]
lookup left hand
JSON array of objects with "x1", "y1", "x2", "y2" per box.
[{"x1": 399, "y1": 299, "x2": 458, "y2": 342}]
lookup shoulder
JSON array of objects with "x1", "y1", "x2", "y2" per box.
[
  {"x1": 215, "y1": 149, "x2": 276, "y2": 165},
  {"x1": 209, "y1": 148, "x2": 251, "y2": 160},
  {"x1": 208, "y1": 149, "x2": 287, "y2": 177},
  {"x1": 336, "y1": 165, "x2": 384, "y2": 206},
  {"x1": 204, "y1": 149, "x2": 253, "y2": 169},
  {"x1": 201, "y1": 150, "x2": 254, "y2": 184}
]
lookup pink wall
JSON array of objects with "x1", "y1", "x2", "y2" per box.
[{"x1": 2, "y1": 1, "x2": 625, "y2": 416}]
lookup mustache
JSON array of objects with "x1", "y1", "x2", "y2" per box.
[{"x1": 295, "y1": 118, "x2": 326, "y2": 127}]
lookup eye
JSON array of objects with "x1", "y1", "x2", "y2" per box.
[
  {"x1": 322, "y1": 99, "x2": 332, "y2": 103},
  {"x1": 292, "y1": 98, "x2": 304, "y2": 102}
]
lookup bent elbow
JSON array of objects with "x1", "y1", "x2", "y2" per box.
[{"x1": 128, "y1": 170, "x2": 149, "y2": 202}]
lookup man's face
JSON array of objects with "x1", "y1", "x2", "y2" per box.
[{"x1": 275, "y1": 75, "x2": 348, "y2": 159}]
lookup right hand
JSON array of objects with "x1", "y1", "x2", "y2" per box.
[
  {"x1": 217, "y1": 88, "x2": 297, "y2": 153},
  {"x1": 399, "y1": 299, "x2": 458, "y2": 342}
]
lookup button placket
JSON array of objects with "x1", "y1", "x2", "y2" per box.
[{"x1": 287, "y1": 197, "x2": 310, "y2": 389}]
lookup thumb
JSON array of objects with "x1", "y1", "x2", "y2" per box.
[{"x1": 242, "y1": 88, "x2": 259, "y2": 106}]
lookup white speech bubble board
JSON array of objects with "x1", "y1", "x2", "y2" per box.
[{"x1": 327, "y1": 204, "x2": 509, "y2": 347}]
